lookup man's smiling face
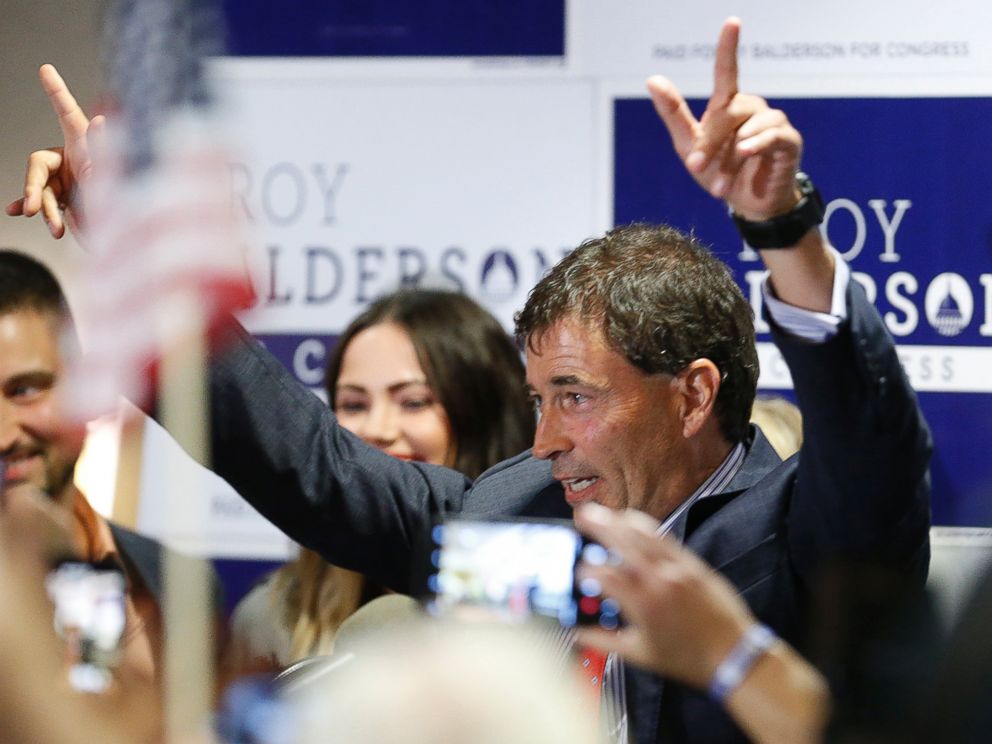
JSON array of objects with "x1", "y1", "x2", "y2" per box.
[
  {"x1": 0, "y1": 309, "x2": 81, "y2": 508},
  {"x1": 526, "y1": 316, "x2": 693, "y2": 522}
]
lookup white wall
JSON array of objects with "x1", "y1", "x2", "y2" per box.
[{"x1": 0, "y1": 1, "x2": 105, "y2": 294}]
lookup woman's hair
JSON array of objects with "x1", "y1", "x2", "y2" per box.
[
  {"x1": 750, "y1": 395, "x2": 804, "y2": 460},
  {"x1": 277, "y1": 551, "x2": 374, "y2": 662},
  {"x1": 270, "y1": 290, "x2": 534, "y2": 665},
  {"x1": 325, "y1": 289, "x2": 535, "y2": 479}
]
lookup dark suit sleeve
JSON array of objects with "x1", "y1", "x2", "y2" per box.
[
  {"x1": 773, "y1": 280, "x2": 933, "y2": 587},
  {"x1": 204, "y1": 318, "x2": 473, "y2": 593}
]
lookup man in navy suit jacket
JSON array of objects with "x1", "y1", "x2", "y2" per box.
[
  {"x1": 11, "y1": 17, "x2": 930, "y2": 744},
  {"x1": 204, "y1": 21, "x2": 930, "y2": 743},
  {"x1": 201, "y1": 26, "x2": 928, "y2": 744}
]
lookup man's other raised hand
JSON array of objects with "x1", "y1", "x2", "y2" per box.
[{"x1": 5, "y1": 64, "x2": 102, "y2": 239}]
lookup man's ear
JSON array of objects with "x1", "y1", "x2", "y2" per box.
[{"x1": 676, "y1": 359, "x2": 721, "y2": 439}]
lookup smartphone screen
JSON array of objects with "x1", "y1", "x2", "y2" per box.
[
  {"x1": 46, "y1": 561, "x2": 127, "y2": 692},
  {"x1": 425, "y1": 517, "x2": 620, "y2": 629}
]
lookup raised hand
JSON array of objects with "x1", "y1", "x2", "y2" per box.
[
  {"x1": 575, "y1": 503, "x2": 832, "y2": 744},
  {"x1": 647, "y1": 17, "x2": 803, "y2": 222},
  {"x1": 5, "y1": 64, "x2": 104, "y2": 238}
]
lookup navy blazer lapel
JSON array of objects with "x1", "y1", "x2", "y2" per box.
[
  {"x1": 722, "y1": 426, "x2": 782, "y2": 493},
  {"x1": 674, "y1": 428, "x2": 783, "y2": 543},
  {"x1": 668, "y1": 427, "x2": 781, "y2": 543}
]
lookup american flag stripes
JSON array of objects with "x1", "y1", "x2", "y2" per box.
[{"x1": 67, "y1": 0, "x2": 254, "y2": 420}]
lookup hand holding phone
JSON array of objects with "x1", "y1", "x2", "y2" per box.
[{"x1": 426, "y1": 517, "x2": 621, "y2": 629}]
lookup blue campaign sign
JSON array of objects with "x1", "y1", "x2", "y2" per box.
[
  {"x1": 614, "y1": 96, "x2": 992, "y2": 526},
  {"x1": 253, "y1": 332, "x2": 338, "y2": 395},
  {"x1": 220, "y1": 0, "x2": 565, "y2": 57}
]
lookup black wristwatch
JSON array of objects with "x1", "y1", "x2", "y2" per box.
[{"x1": 731, "y1": 172, "x2": 825, "y2": 249}]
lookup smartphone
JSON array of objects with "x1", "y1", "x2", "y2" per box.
[
  {"x1": 425, "y1": 516, "x2": 620, "y2": 629},
  {"x1": 46, "y1": 561, "x2": 127, "y2": 692}
]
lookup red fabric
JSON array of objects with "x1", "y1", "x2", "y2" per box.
[
  {"x1": 67, "y1": 131, "x2": 255, "y2": 422},
  {"x1": 578, "y1": 645, "x2": 607, "y2": 722}
]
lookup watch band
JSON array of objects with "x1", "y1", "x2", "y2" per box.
[
  {"x1": 707, "y1": 623, "x2": 777, "y2": 704},
  {"x1": 731, "y1": 172, "x2": 825, "y2": 250}
]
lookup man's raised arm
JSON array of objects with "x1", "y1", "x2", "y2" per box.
[{"x1": 650, "y1": 17, "x2": 930, "y2": 585}]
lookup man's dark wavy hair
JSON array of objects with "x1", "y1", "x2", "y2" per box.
[
  {"x1": 514, "y1": 222, "x2": 758, "y2": 443},
  {"x1": 0, "y1": 249, "x2": 72, "y2": 321}
]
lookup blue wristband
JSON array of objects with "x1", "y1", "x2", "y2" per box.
[{"x1": 707, "y1": 623, "x2": 776, "y2": 704}]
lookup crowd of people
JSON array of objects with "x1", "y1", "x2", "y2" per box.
[{"x1": 0, "y1": 14, "x2": 988, "y2": 744}]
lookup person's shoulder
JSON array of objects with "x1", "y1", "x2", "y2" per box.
[
  {"x1": 475, "y1": 449, "x2": 541, "y2": 476},
  {"x1": 473, "y1": 450, "x2": 552, "y2": 491},
  {"x1": 107, "y1": 521, "x2": 165, "y2": 600},
  {"x1": 464, "y1": 451, "x2": 569, "y2": 519},
  {"x1": 108, "y1": 520, "x2": 225, "y2": 609},
  {"x1": 108, "y1": 521, "x2": 163, "y2": 568}
]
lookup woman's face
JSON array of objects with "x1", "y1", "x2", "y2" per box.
[{"x1": 334, "y1": 322, "x2": 453, "y2": 466}]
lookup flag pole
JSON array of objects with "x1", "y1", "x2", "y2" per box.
[
  {"x1": 159, "y1": 295, "x2": 214, "y2": 740},
  {"x1": 109, "y1": 404, "x2": 146, "y2": 528},
  {"x1": 88, "y1": 0, "x2": 248, "y2": 734}
]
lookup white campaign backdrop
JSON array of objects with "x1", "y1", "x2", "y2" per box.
[{"x1": 130, "y1": 0, "x2": 992, "y2": 558}]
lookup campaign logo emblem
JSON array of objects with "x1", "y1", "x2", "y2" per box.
[
  {"x1": 925, "y1": 272, "x2": 972, "y2": 337},
  {"x1": 480, "y1": 250, "x2": 520, "y2": 302}
]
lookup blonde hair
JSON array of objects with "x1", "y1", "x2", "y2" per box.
[
  {"x1": 750, "y1": 395, "x2": 804, "y2": 460},
  {"x1": 272, "y1": 549, "x2": 372, "y2": 661}
]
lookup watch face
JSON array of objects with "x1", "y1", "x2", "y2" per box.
[{"x1": 796, "y1": 173, "x2": 825, "y2": 213}]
